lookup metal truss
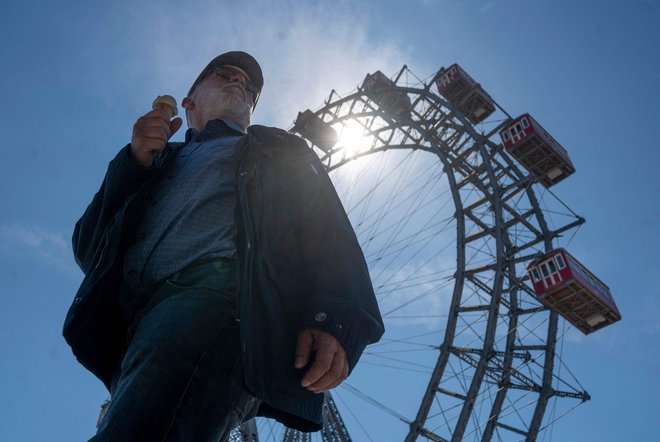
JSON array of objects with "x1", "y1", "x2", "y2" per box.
[{"x1": 230, "y1": 66, "x2": 587, "y2": 441}]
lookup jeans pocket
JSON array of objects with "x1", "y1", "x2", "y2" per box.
[
  {"x1": 164, "y1": 278, "x2": 205, "y2": 291},
  {"x1": 164, "y1": 259, "x2": 236, "y2": 294}
]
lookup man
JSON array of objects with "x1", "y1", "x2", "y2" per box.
[{"x1": 64, "y1": 51, "x2": 384, "y2": 441}]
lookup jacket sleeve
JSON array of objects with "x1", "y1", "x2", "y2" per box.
[
  {"x1": 267, "y1": 134, "x2": 385, "y2": 369},
  {"x1": 72, "y1": 145, "x2": 156, "y2": 274}
]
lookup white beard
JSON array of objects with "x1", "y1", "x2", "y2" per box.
[{"x1": 195, "y1": 86, "x2": 252, "y2": 128}]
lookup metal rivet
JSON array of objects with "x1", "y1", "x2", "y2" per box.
[{"x1": 315, "y1": 312, "x2": 327, "y2": 322}]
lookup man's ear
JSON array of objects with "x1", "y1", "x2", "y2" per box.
[
  {"x1": 182, "y1": 97, "x2": 194, "y2": 128},
  {"x1": 182, "y1": 96, "x2": 194, "y2": 111}
]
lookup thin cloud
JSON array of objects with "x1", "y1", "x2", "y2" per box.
[
  {"x1": 80, "y1": 0, "x2": 410, "y2": 130},
  {"x1": 0, "y1": 224, "x2": 80, "y2": 281}
]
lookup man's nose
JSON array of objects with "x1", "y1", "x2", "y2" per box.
[{"x1": 228, "y1": 72, "x2": 246, "y2": 87}]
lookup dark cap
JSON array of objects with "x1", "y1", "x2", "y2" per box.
[{"x1": 187, "y1": 51, "x2": 264, "y2": 106}]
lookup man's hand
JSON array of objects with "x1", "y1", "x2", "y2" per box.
[
  {"x1": 129, "y1": 109, "x2": 183, "y2": 168},
  {"x1": 295, "y1": 328, "x2": 349, "y2": 393}
]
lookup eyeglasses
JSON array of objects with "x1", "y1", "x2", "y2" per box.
[{"x1": 210, "y1": 66, "x2": 260, "y2": 97}]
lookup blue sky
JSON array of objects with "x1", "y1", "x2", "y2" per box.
[{"x1": 1, "y1": 0, "x2": 658, "y2": 441}]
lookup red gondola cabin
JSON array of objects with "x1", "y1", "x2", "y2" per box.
[
  {"x1": 527, "y1": 249, "x2": 621, "y2": 334},
  {"x1": 435, "y1": 63, "x2": 495, "y2": 125},
  {"x1": 500, "y1": 114, "x2": 575, "y2": 187},
  {"x1": 362, "y1": 71, "x2": 411, "y2": 121},
  {"x1": 291, "y1": 109, "x2": 338, "y2": 152}
]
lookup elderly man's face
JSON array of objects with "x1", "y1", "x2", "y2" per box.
[{"x1": 184, "y1": 65, "x2": 255, "y2": 130}]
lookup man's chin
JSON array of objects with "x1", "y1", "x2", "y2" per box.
[
  {"x1": 196, "y1": 92, "x2": 252, "y2": 129},
  {"x1": 223, "y1": 86, "x2": 249, "y2": 102},
  {"x1": 218, "y1": 96, "x2": 251, "y2": 117}
]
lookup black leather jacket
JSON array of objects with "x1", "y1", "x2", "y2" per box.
[{"x1": 63, "y1": 124, "x2": 384, "y2": 431}]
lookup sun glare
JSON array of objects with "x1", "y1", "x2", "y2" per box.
[{"x1": 336, "y1": 120, "x2": 371, "y2": 156}]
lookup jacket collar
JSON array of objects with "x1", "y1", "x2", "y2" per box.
[{"x1": 184, "y1": 118, "x2": 246, "y2": 143}]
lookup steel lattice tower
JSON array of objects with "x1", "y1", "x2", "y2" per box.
[
  {"x1": 228, "y1": 394, "x2": 351, "y2": 442},
  {"x1": 281, "y1": 394, "x2": 352, "y2": 442},
  {"x1": 229, "y1": 419, "x2": 259, "y2": 442}
]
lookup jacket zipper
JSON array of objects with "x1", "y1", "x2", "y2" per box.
[{"x1": 236, "y1": 138, "x2": 257, "y2": 349}]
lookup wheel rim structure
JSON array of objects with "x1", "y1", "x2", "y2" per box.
[{"x1": 230, "y1": 66, "x2": 589, "y2": 442}]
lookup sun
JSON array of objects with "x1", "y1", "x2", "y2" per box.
[{"x1": 336, "y1": 120, "x2": 371, "y2": 156}]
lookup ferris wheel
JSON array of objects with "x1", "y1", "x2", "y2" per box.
[{"x1": 230, "y1": 63, "x2": 621, "y2": 441}]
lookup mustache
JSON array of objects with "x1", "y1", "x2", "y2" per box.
[{"x1": 219, "y1": 83, "x2": 248, "y2": 99}]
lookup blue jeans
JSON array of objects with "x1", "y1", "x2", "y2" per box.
[{"x1": 92, "y1": 259, "x2": 260, "y2": 441}]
